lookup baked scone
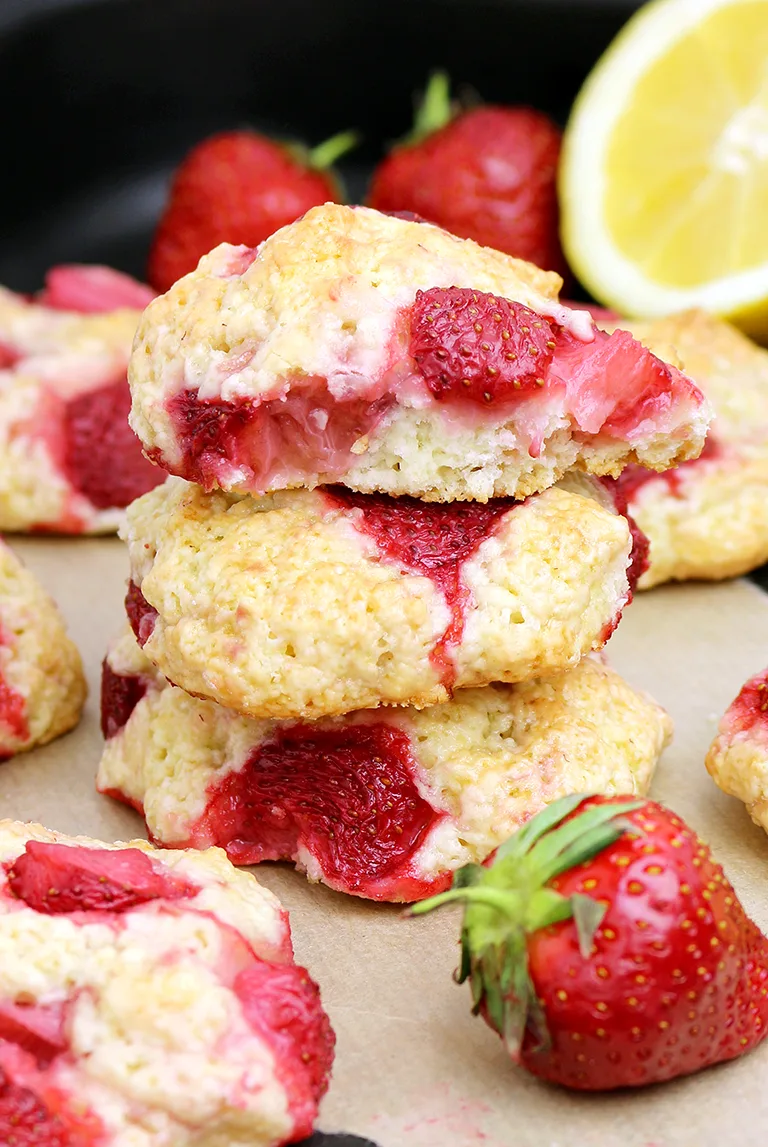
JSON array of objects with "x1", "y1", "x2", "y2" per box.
[
  {"x1": 706, "y1": 667, "x2": 768, "y2": 833},
  {"x1": 0, "y1": 819, "x2": 334, "y2": 1146},
  {"x1": 602, "y1": 310, "x2": 768, "y2": 588},
  {"x1": 98, "y1": 626, "x2": 672, "y2": 902},
  {"x1": 0, "y1": 264, "x2": 163, "y2": 533},
  {"x1": 128, "y1": 204, "x2": 710, "y2": 503},
  {"x1": 122, "y1": 475, "x2": 637, "y2": 720},
  {"x1": 0, "y1": 538, "x2": 85, "y2": 758}
]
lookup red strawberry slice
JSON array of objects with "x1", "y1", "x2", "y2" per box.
[
  {"x1": 6, "y1": 842, "x2": 197, "y2": 915},
  {"x1": 38, "y1": 265, "x2": 154, "y2": 314},
  {"x1": 0, "y1": 1001, "x2": 67, "y2": 1068},
  {"x1": 188, "y1": 721, "x2": 443, "y2": 900},
  {"x1": 235, "y1": 960, "x2": 335, "y2": 1137},
  {"x1": 125, "y1": 581, "x2": 158, "y2": 647},
  {"x1": 410, "y1": 286, "x2": 559, "y2": 404},
  {"x1": 413, "y1": 794, "x2": 768, "y2": 1090},
  {"x1": 0, "y1": 1071, "x2": 71, "y2": 1147}
]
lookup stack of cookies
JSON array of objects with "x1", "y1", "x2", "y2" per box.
[{"x1": 97, "y1": 205, "x2": 710, "y2": 902}]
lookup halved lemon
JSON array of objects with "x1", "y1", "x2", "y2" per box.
[{"x1": 560, "y1": 0, "x2": 768, "y2": 339}]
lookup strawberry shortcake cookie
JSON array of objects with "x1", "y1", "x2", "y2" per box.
[
  {"x1": 128, "y1": 204, "x2": 710, "y2": 503},
  {"x1": 121, "y1": 475, "x2": 639, "y2": 720},
  {"x1": 0, "y1": 538, "x2": 85, "y2": 758},
  {"x1": 602, "y1": 310, "x2": 768, "y2": 588},
  {"x1": 98, "y1": 626, "x2": 671, "y2": 902},
  {"x1": 0, "y1": 818, "x2": 334, "y2": 1145},
  {"x1": 0, "y1": 265, "x2": 163, "y2": 533},
  {"x1": 706, "y1": 668, "x2": 768, "y2": 834}
]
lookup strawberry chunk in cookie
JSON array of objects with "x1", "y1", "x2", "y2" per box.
[
  {"x1": 128, "y1": 205, "x2": 710, "y2": 503},
  {"x1": 121, "y1": 476, "x2": 637, "y2": 720},
  {"x1": 97, "y1": 626, "x2": 671, "y2": 902},
  {"x1": 0, "y1": 819, "x2": 334, "y2": 1146},
  {"x1": 0, "y1": 265, "x2": 162, "y2": 534}
]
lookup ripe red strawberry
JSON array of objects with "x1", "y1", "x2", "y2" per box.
[
  {"x1": 6, "y1": 841, "x2": 196, "y2": 914},
  {"x1": 412, "y1": 794, "x2": 768, "y2": 1090},
  {"x1": 147, "y1": 128, "x2": 359, "y2": 293},
  {"x1": 410, "y1": 286, "x2": 559, "y2": 404},
  {"x1": 369, "y1": 72, "x2": 566, "y2": 276}
]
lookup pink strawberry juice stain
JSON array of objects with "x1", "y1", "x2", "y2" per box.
[
  {"x1": 325, "y1": 488, "x2": 515, "y2": 688},
  {"x1": 125, "y1": 581, "x2": 158, "y2": 646}
]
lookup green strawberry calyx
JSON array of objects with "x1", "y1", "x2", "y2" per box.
[
  {"x1": 409, "y1": 794, "x2": 644, "y2": 1059},
  {"x1": 307, "y1": 130, "x2": 362, "y2": 170},
  {"x1": 412, "y1": 70, "x2": 453, "y2": 141}
]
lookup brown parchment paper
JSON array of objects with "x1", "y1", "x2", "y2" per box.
[{"x1": 2, "y1": 534, "x2": 768, "y2": 1147}]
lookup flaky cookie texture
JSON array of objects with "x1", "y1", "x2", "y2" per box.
[
  {"x1": 0, "y1": 538, "x2": 85, "y2": 757},
  {"x1": 706, "y1": 667, "x2": 768, "y2": 834},
  {"x1": 122, "y1": 476, "x2": 633, "y2": 721},
  {"x1": 0, "y1": 279, "x2": 160, "y2": 533},
  {"x1": 99, "y1": 627, "x2": 671, "y2": 902},
  {"x1": 606, "y1": 310, "x2": 768, "y2": 588},
  {"x1": 129, "y1": 204, "x2": 708, "y2": 502},
  {"x1": 0, "y1": 819, "x2": 333, "y2": 1146}
]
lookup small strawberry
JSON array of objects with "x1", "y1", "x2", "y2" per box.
[
  {"x1": 409, "y1": 285, "x2": 559, "y2": 404},
  {"x1": 369, "y1": 72, "x2": 566, "y2": 276},
  {"x1": 411, "y1": 794, "x2": 768, "y2": 1090},
  {"x1": 147, "y1": 128, "x2": 359, "y2": 293}
]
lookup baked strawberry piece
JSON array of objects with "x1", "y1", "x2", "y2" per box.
[
  {"x1": 128, "y1": 204, "x2": 710, "y2": 503},
  {"x1": 0, "y1": 265, "x2": 163, "y2": 534},
  {"x1": 601, "y1": 310, "x2": 768, "y2": 588},
  {"x1": 368, "y1": 72, "x2": 567, "y2": 277},
  {"x1": 121, "y1": 475, "x2": 637, "y2": 720},
  {"x1": 414, "y1": 795, "x2": 768, "y2": 1089},
  {"x1": 0, "y1": 818, "x2": 334, "y2": 1145},
  {"x1": 97, "y1": 626, "x2": 671, "y2": 902},
  {"x1": 706, "y1": 667, "x2": 768, "y2": 833},
  {"x1": 0, "y1": 537, "x2": 85, "y2": 759}
]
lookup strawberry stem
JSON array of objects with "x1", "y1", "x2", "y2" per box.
[
  {"x1": 409, "y1": 886, "x2": 522, "y2": 918},
  {"x1": 308, "y1": 130, "x2": 361, "y2": 170},
  {"x1": 408, "y1": 70, "x2": 454, "y2": 145}
]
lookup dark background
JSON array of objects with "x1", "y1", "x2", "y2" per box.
[
  {"x1": 0, "y1": 8, "x2": 765, "y2": 1142},
  {"x1": 0, "y1": 0, "x2": 643, "y2": 289}
]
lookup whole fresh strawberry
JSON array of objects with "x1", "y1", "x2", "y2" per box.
[
  {"x1": 368, "y1": 72, "x2": 566, "y2": 276},
  {"x1": 147, "y1": 128, "x2": 359, "y2": 293},
  {"x1": 412, "y1": 794, "x2": 768, "y2": 1090}
]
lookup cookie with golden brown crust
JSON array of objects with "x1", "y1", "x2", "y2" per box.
[
  {"x1": 603, "y1": 310, "x2": 768, "y2": 588},
  {"x1": 706, "y1": 667, "x2": 768, "y2": 834},
  {"x1": 0, "y1": 818, "x2": 333, "y2": 1146},
  {"x1": 121, "y1": 476, "x2": 637, "y2": 720},
  {"x1": 0, "y1": 265, "x2": 162, "y2": 533},
  {"x1": 0, "y1": 538, "x2": 85, "y2": 758},
  {"x1": 98, "y1": 626, "x2": 671, "y2": 902},
  {"x1": 128, "y1": 204, "x2": 709, "y2": 503}
]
